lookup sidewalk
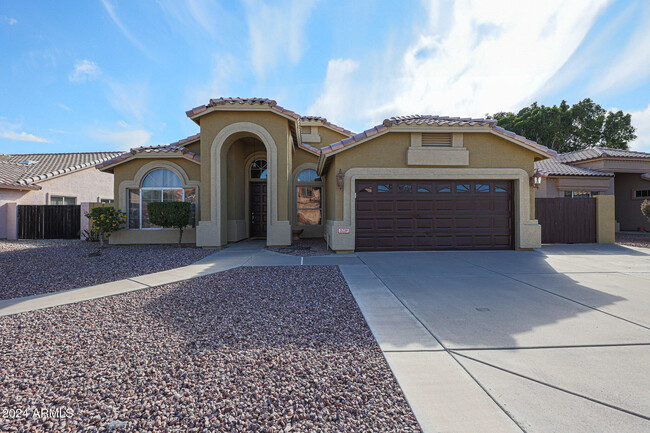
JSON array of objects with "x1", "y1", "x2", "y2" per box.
[{"x1": 0, "y1": 240, "x2": 363, "y2": 317}]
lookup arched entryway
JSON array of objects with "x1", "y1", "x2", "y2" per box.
[{"x1": 195, "y1": 122, "x2": 291, "y2": 247}]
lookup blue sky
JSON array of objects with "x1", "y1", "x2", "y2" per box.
[{"x1": 1, "y1": 0, "x2": 649, "y2": 154}]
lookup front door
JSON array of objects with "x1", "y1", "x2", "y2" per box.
[{"x1": 249, "y1": 182, "x2": 267, "y2": 237}]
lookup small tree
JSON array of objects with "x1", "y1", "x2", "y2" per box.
[
  {"x1": 642, "y1": 200, "x2": 650, "y2": 223},
  {"x1": 147, "y1": 202, "x2": 191, "y2": 246},
  {"x1": 87, "y1": 207, "x2": 126, "y2": 248}
]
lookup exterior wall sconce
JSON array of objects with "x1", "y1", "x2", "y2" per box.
[
  {"x1": 530, "y1": 171, "x2": 542, "y2": 188},
  {"x1": 336, "y1": 169, "x2": 345, "y2": 190}
]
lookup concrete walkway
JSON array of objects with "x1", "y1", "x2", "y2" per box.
[{"x1": 0, "y1": 240, "x2": 362, "y2": 317}]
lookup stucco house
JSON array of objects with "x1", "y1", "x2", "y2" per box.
[
  {"x1": 535, "y1": 147, "x2": 650, "y2": 232},
  {"x1": 97, "y1": 97, "x2": 557, "y2": 252},
  {"x1": 0, "y1": 152, "x2": 120, "y2": 239}
]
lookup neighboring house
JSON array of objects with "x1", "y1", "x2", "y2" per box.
[
  {"x1": 0, "y1": 152, "x2": 121, "y2": 239},
  {"x1": 97, "y1": 97, "x2": 557, "y2": 252},
  {"x1": 535, "y1": 147, "x2": 650, "y2": 232}
]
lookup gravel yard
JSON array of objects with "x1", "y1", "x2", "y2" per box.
[
  {"x1": 0, "y1": 240, "x2": 214, "y2": 301},
  {"x1": 268, "y1": 239, "x2": 333, "y2": 257},
  {"x1": 0, "y1": 266, "x2": 419, "y2": 432},
  {"x1": 615, "y1": 232, "x2": 650, "y2": 248}
]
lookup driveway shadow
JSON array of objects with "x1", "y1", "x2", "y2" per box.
[{"x1": 357, "y1": 247, "x2": 650, "y2": 350}]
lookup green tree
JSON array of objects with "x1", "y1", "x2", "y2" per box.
[
  {"x1": 488, "y1": 98, "x2": 637, "y2": 153},
  {"x1": 146, "y1": 202, "x2": 192, "y2": 246},
  {"x1": 87, "y1": 207, "x2": 126, "y2": 248}
]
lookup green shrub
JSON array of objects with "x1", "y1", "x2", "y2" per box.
[
  {"x1": 642, "y1": 199, "x2": 650, "y2": 223},
  {"x1": 147, "y1": 201, "x2": 191, "y2": 246},
  {"x1": 87, "y1": 206, "x2": 126, "y2": 248}
]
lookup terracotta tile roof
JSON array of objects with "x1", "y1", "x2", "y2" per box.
[
  {"x1": 556, "y1": 147, "x2": 650, "y2": 164},
  {"x1": 186, "y1": 97, "x2": 301, "y2": 120},
  {"x1": 535, "y1": 159, "x2": 614, "y2": 177},
  {"x1": 297, "y1": 142, "x2": 320, "y2": 156},
  {"x1": 320, "y1": 115, "x2": 556, "y2": 157},
  {"x1": 0, "y1": 152, "x2": 122, "y2": 189},
  {"x1": 96, "y1": 135, "x2": 201, "y2": 170},
  {"x1": 300, "y1": 116, "x2": 354, "y2": 136},
  {"x1": 383, "y1": 115, "x2": 497, "y2": 127}
]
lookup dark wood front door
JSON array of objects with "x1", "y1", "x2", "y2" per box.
[
  {"x1": 249, "y1": 182, "x2": 267, "y2": 238},
  {"x1": 355, "y1": 180, "x2": 514, "y2": 251}
]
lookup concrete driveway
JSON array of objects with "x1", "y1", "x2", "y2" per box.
[{"x1": 341, "y1": 244, "x2": 650, "y2": 432}]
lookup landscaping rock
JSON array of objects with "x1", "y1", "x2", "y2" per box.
[{"x1": 0, "y1": 266, "x2": 420, "y2": 432}]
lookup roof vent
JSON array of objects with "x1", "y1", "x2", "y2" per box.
[
  {"x1": 20, "y1": 160, "x2": 39, "y2": 165},
  {"x1": 422, "y1": 133, "x2": 452, "y2": 146}
]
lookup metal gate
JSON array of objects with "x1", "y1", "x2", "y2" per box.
[
  {"x1": 535, "y1": 198, "x2": 596, "y2": 244},
  {"x1": 17, "y1": 205, "x2": 81, "y2": 239}
]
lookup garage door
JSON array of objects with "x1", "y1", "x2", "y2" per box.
[{"x1": 355, "y1": 180, "x2": 514, "y2": 251}]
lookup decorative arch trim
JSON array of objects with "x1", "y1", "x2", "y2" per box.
[{"x1": 117, "y1": 160, "x2": 200, "y2": 220}]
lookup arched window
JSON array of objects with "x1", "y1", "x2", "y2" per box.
[
  {"x1": 142, "y1": 169, "x2": 182, "y2": 187},
  {"x1": 250, "y1": 160, "x2": 267, "y2": 179},
  {"x1": 127, "y1": 168, "x2": 196, "y2": 229},
  {"x1": 296, "y1": 169, "x2": 318, "y2": 182},
  {"x1": 295, "y1": 169, "x2": 322, "y2": 226}
]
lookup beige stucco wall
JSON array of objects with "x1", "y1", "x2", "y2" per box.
[
  {"x1": 321, "y1": 131, "x2": 543, "y2": 251},
  {"x1": 185, "y1": 140, "x2": 201, "y2": 155},
  {"x1": 614, "y1": 173, "x2": 650, "y2": 231},
  {"x1": 0, "y1": 167, "x2": 114, "y2": 239},
  {"x1": 595, "y1": 195, "x2": 616, "y2": 243},
  {"x1": 109, "y1": 228, "x2": 196, "y2": 244},
  {"x1": 292, "y1": 147, "x2": 319, "y2": 170},
  {"x1": 315, "y1": 127, "x2": 350, "y2": 148}
]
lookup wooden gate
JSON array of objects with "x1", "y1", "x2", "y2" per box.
[
  {"x1": 535, "y1": 198, "x2": 596, "y2": 243},
  {"x1": 17, "y1": 205, "x2": 81, "y2": 239}
]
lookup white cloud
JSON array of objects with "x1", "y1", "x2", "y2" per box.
[
  {"x1": 629, "y1": 104, "x2": 650, "y2": 153},
  {"x1": 101, "y1": 0, "x2": 153, "y2": 59},
  {"x1": 57, "y1": 103, "x2": 73, "y2": 112},
  {"x1": 0, "y1": 130, "x2": 50, "y2": 143},
  {"x1": 105, "y1": 80, "x2": 149, "y2": 120},
  {"x1": 244, "y1": 0, "x2": 319, "y2": 77},
  {"x1": 90, "y1": 126, "x2": 152, "y2": 150},
  {"x1": 69, "y1": 60, "x2": 101, "y2": 82},
  {"x1": 309, "y1": 0, "x2": 610, "y2": 130},
  {"x1": 1, "y1": 16, "x2": 17, "y2": 25},
  {"x1": 307, "y1": 59, "x2": 359, "y2": 125},
  {"x1": 187, "y1": 53, "x2": 239, "y2": 106}
]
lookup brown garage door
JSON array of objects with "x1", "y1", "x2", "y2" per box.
[{"x1": 355, "y1": 180, "x2": 514, "y2": 251}]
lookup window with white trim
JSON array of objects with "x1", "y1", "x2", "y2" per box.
[
  {"x1": 564, "y1": 191, "x2": 599, "y2": 198},
  {"x1": 128, "y1": 169, "x2": 196, "y2": 229},
  {"x1": 296, "y1": 169, "x2": 322, "y2": 225},
  {"x1": 50, "y1": 196, "x2": 76, "y2": 205}
]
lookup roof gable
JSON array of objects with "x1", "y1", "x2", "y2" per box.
[
  {"x1": 186, "y1": 97, "x2": 301, "y2": 123},
  {"x1": 97, "y1": 134, "x2": 201, "y2": 171},
  {"x1": 316, "y1": 115, "x2": 556, "y2": 172}
]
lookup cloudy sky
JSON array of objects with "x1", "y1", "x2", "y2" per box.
[{"x1": 1, "y1": 0, "x2": 649, "y2": 154}]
